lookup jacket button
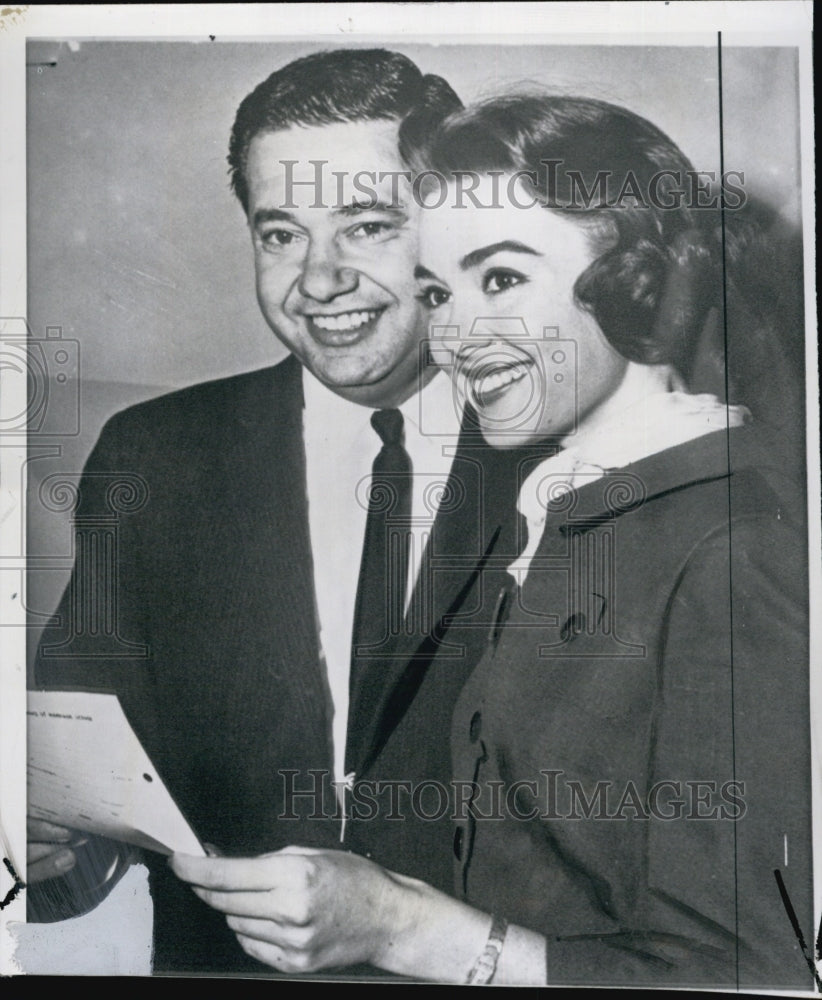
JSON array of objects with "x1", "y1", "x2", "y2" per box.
[
  {"x1": 453, "y1": 826, "x2": 464, "y2": 859},
  {"x1": 469, "y1": 711, "x2": 482, "y2": 742}
]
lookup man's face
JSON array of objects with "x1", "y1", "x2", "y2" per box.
[{"x1": 245, "y1": 120, "x2": 431, "y2": 408}]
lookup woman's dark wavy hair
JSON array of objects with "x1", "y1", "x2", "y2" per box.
[
  {"x1": 418, "y1": 93, "x2": 805, "y2": 472},
  {"x1": 228, "y1": 48, "x2": 462, "y2": 214},
  {"x1": 419, "y1": 94, "x2": 738, "y2": 372}
]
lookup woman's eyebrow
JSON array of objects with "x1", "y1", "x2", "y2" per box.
[
  {"x1": 460, "y1": 241, "x2": 542, "y2": 270},
  {"x1": 415, "y1": 264, "x2": 444, "y2": 282}
]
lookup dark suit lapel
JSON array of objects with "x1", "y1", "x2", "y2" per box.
[
  {"x1": 348, "y1": 413, "x2": 532, "y2": 775},
  {"x1": 225, "y1": 356, "x2": 331, "y2": 765}
]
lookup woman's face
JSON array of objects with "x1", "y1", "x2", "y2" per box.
[{"x1": 418, "y1": 176, "x2": 628, "y2": 446}]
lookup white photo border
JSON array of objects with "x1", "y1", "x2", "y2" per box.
[{"x1": 1, "y1": 2, "x2": 817, "y2": 985}]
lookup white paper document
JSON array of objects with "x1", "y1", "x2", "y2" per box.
[{"x1": 27, "y1": 690, "x2": 205, "y2": 857}]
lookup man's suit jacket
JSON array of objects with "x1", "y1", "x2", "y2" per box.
[
  {"x1": 32, "y1": 354, "x2": 530, "y2": 973},
  {"x1": 450, "y1": 425, "x2": 813, "y2": 990}
]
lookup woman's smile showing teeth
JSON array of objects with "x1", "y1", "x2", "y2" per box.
[
  {"x1": 471, "y1": 361, "x2": 532, "y2": 404},
  {"x1": 456, "y1": 348, "x2": 536, "y2": 409}
]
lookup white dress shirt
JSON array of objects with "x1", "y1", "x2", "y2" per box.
[{"x1": 302, "y1": 367, "x2": 463, "y2": 791}]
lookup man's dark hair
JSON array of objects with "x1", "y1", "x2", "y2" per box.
[{"x1": 228, "y1": 47, "x2": 462, "y2": 213}]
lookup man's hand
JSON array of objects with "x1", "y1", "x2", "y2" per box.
[
  {"x1": 170, "y1": 845, "x2": 424, "y2": 974},
  {"x1": 27, "y1": 818, "x2": 84, "y2": 883}
]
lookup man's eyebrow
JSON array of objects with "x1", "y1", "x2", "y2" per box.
[
  {"x1": 460, "y1": 241, "x2": 542, "y2": 270},
  {"x1": 335, "y1": 199, "x2": 408, "y2": 218},
  {"x1": 252, "y1": 201, "x2": 408, "y2": 228},
  {"x1": 252, "y1": 208, "x2": 296, "y2": 228}
]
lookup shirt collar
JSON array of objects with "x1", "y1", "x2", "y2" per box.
[
  {"x1": 508, "y1": 373, "x2": 751, "y2": 586},
  {"x1": 397, "y1": 368, "x2": 463, "y2": 442},
  {"x1": 302, "y1": 364, "x2": 463, "y2": 447},
  {"x1": 518, "y1": 374, "x2": 751, "y2": 528},
  {"x1": 302, "y1": 365, "x2": 374, "y2": 454},
  {"x1": 559, "y1": 389, "x2": 751, "y2": 472}
]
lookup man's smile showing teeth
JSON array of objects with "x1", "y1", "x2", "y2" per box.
[{"x1": 308, "y1": 309, "x2": 383, "y2": 332}]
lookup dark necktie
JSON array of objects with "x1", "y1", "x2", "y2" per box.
[{"x1": 347, "y1": 409, "x2": 412, "y2": 767}]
